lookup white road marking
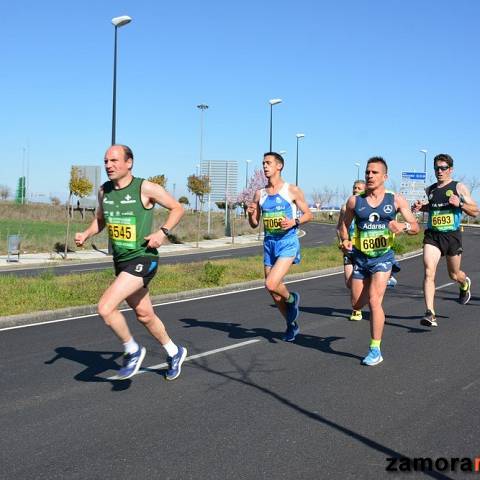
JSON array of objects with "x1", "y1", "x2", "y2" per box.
[
  {"x1": 106, "y1": 339, "x2": 261, "y2": 380},
  {"x1": 436, "y1": 282, "x2": 455, "y2": 290},
  {"x1": 462, "y1": 380, "x2": 480, "y2": 391},
  {"x1": 0, "y1": 251, "x2": 423, "y2": 332}
]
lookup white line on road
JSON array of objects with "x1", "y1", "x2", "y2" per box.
[
  {"x1": 107, "y1": 339, "x2": 261, "y2": 380},
  {"x1": 0, "y1": 251, "x2": 424, "y2": 332},
  {"x1": 436, "y1": 282, "x2": 455, "y2": 290}
]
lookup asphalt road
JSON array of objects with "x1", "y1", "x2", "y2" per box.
[
  {"x1": 0, "y1": 223, "x2": 336, "y2": 277},
  {"x1": 1, "y1": 230, "x2": 479, "y2": 479}
]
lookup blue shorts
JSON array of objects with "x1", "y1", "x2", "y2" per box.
[
  {"x1": 351, "y1": 249, "x2": 398, "y2": 280},
  {"x1": 264, "y1": 234, "x2": 300, "y2": 267}
]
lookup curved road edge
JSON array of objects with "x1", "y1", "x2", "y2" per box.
[{"x1": 0, "y1": 248, "x2": 422, "y2": 330}]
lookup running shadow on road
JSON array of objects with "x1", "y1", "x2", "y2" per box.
[
  {"x1": 190, "y1": 354, "x2": 455, "y2": 480},
  {"x1": 180, "y1": 318, "x2": 362, "y2": 361},
  {"x1": 45, "y1": 347, "x2": 132, "y2": 391}
]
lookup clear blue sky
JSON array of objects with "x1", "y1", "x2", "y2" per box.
[{"x1": 2, "y1": 0, "x2": 479, "y2": 203}]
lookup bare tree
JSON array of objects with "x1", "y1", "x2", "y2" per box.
[
  {"x1": 465, "y1": 176, "x2": 480, "y2": 195},
  {"x1": 311, "y1": 187, "x2": 334, "y2": 210},
  {"x1": 0, "y1": 185, "x2": 11, "y2": 200}
]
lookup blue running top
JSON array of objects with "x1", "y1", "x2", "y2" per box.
[
  {"x1": 260, "y1": 183, "x2": 297, "y2": 239},
  {"x1": 353, "y1": 191, "x2": 396, "y2": 258}
]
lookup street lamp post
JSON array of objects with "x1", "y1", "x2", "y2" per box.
[
  {"x1": 269, "y1": 98, "x2": 282, "y2": 151},
  {"x1": 420, "y1": 149, "x2": 428, "y2": 175},
  {"x1": 111, "y1": 15, "x2": 132, "y2": 145},
  {"x1": 245, "y1": 159, "x2": 251, "y2": 188},
  {"x1": 197, "y1": 104, "x2": 210, "y2": 233},
  {"x1": 195, "y1": 164, "x2": 200, "y2": 211},
  {"x1": 355, "y1": 162, "x2": 361, "y2": 180},
  {"x1": 295, "y1": 133, "x2": 305, "y2": 186}
]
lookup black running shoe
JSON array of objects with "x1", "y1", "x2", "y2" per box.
[
  {"x1": 459, "y1": 277, "x2": 471, "y2": 305},
  {"x1": 421, "y1": 310, "x2": 437, "y2": 327}
]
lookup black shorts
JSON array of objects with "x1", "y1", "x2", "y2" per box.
[
  {"x1": 423, "y1": 229, "x2": 463, "y2": 257},
  {"x1": 114, "y1": 256, "x2": 159, "y2": 287}
]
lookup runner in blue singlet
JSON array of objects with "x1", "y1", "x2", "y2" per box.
[{"x1": 247, "y1": 152, "x2": 313, "y2": 342}]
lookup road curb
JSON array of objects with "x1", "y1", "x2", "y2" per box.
[{"x1": 0, "y1": 249, "x2": 423, "y2": 329}]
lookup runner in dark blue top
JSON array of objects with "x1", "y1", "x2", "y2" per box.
[{"x1": 340, "y1": 157, "x2": 419, "y2": 366}]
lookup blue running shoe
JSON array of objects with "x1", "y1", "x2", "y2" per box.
[
  {"x1": 116, "y1": 346, "x2": 146, "y2": 380},
  {"x1": 362, "y1": 347, "x2": 383, "y2": 366},
  {"x1": 165, "y1": 346, "x2": 187, "y2": 381},
  {"x1": 387, "y1": 276, "x2": 397, "y2": 288},
  {"x1": 283, "y1": 321, "x2": 299, "y2": 342},
  {"x1": 286, "y1": 292, "x2": 300, "y2": 324}
]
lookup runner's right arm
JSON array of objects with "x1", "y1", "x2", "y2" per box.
[
  {"x1": 74, "y1": 188, "x2": 106, "y2": 246},
  {"x1": 247, "y1": 190, "x2": 261, "y2": 228},
  {"x1": 336, "y1": 204, "x2": 346, "y2": 245},
  {"x1": 339, "y1": 196, "x2": 356, "y2": 253}
]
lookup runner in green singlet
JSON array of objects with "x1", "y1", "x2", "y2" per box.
[{"x1": 75, "y1": 145, "x2": 187, "y2": 381}]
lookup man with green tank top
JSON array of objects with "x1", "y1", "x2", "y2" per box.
[
  {"x1": 412, "y1": 153, "x2": 479, "y2": 327},
  {"x1": 75, "y1": 145, "x2": 187, "y2": 381},
  {"x1": 340, "y1": 157, "x2": 419, "y2": 366}
]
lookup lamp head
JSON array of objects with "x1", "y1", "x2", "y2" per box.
[{"x1": 112, "y1": 16, "x2": 132, "y2": 27}]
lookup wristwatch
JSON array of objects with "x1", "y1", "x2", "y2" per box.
[
  {"x1": 459, "y1": 201, "x2": 465, "y2": 209},
  {"x1": 160, "y1": 226, "x2": 170, "y2": 236},
  {"x1": 403, "y1": 222, "x2": 412, "y2": 232},
  {"x1": 295, "y1": 218, "x2": 300, "y2": 227}
]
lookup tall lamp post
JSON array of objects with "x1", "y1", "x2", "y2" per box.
[
  {"x1": 269, "y1": 98, "x2": 282, "y2": 151},
  {"x1": 111, "y1": 15, "x2": 132, "y2": 145},
  {"x1": 355, "y1": 162, "x2": 361, "y2": 180},
  {"x1": 197, "y1": 104, "x2": 210, "y2": 233},
  {"x1": 420, "y1": 149, "x2": 428, "y2": 175},
  {"x1": 295, "y1": 133, "x2": 305, "y2": 186},
  {"x1": 245, "y1": 159, "x2": 251, "y2": 188}
]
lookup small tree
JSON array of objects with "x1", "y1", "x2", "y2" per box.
[
  {"x1": 178, "y1": 196, "x2": 190, "y2": 207},
  {"x1": 65, "y1": 167, "x2": 93, "y2": 257},
  {"x1": 0, "y1": 184, "x2": 11, "y2": 200},
  {"x1": 50, "y1": 196, "x2": 61, "y2": 206},
  {"x1": 148, "y1": 174, "x2": 167, "y2": 188},
  {"x1": 237, "y1": 169, "x2": 267, "y2": 217},
  {"x1": 187, "y1": 174, "x2": 211, "y2": 246}
]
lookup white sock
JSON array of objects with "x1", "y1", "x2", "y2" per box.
[
  {"x1": 163, "y1": 340, "x2": 179, "y2": 357},
  {"x1": 123, "y1": 338, "x2": 139, "y2": 355}
]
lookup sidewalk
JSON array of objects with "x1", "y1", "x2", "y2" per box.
[{"x1": 0, "y1": 233, "x2": 264, "y2": 271}]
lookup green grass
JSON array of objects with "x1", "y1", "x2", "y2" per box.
[
  {"x1": 0, "y1": 202, "x2": 256, "y2": 254},
  {"x1": 0, "y1": 234, "x2": 423, "y2": 317}
]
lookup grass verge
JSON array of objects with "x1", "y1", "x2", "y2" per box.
[{"x1": 0, "y1": 234, "x2": 423, "y2": 317}]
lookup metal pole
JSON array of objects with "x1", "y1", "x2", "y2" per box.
[
  {"x1": 224, "y1": 162, "x2": 229, "y2": 228},
  {"x1": 295, "y1": 137, "x2": 299, "y2": 186},
  {"x1": 111, "y1": 26, "x2": 118, "y2": 145},
  {"x1": 197, "y1": 104, "x2": 210, "y2": 234},
  {"x1": 269, "y1": 103, "x2": 273, "y2": 151},
  {"x1": 357, "y1": 164, "x2": 360, "y2": 180},
  {"x1": 245, "y1": 161, "x2": 250, "y2": 188}
]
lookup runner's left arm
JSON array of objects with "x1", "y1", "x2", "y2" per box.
[
  {"x1": 142, "y1": 180, "x2": 185, "y2": 249},
  {"x1": 451, "y1": 183, "x2": 479, "y2": 218},
  {"x1": 390, "y1": 194, "x2": 420, "y2": 235},
  {"x1": 280, "y1": 185, "x2": 313, "y2": 229}
]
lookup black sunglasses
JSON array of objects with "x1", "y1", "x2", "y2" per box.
[{"x1": 434, "y1": 165, "x2": 450, "y2": 172}]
